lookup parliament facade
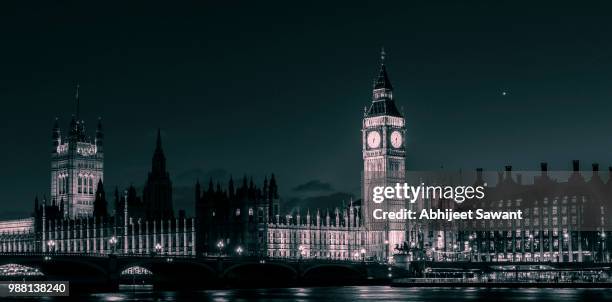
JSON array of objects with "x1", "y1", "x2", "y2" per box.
[
  {"x1": 0, "y1": 54, "x2": 610, "y2": 266},
  {"x1": 0, "y1": 95, "x2": 196, "y2": 256}
]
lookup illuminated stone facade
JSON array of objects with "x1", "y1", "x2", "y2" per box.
[
  {"x1": 0, "y1": 218, "x2": 35, "y2": 253},
  {"x1": 266, "y1": 204, "x2": 366, "y2": 260},
  {"x1": 50, "y1": 88, "x2": 104, "y2": 218},
  {"x1": 455, "y1": 163, "x2": 612, "y2": 263},
  {"x1": 361, "y1": 50, "x2": 407, "y2": 260}
]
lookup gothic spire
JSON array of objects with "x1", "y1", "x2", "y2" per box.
[
  {"x1": 96, "y1": 117, "x2": 104, "y2": 152},
  {"x1": 374, "y1": 47, "x2": 393, "y2": 90},
  {"x1": 151, "y1": 129, "x2": 167, "y2": 175},
  {"x1": 366, "y1": 48, "x2": 402, "y2": 117},
  {"x1": 93, "y1": 179, "x2": 108, "y2": 218},
  {"x1": 228, "y1": 175, "x2": 235, "y2": 198},
  {"x1": 75, "y1": 83, "x2": 80, "y2": 120},
  {"x1": 52, "y1": 117, "x2": 61, "y2": 151}
]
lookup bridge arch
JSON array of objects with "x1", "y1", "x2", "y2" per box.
[
  {"x1": 0, "y1": 263, "x2": 44, "y2": 276},
  {"x1": 222, "y1": 261, "x2": 298, "y2": 284},
  {"x1": 120, "y1": 265, "x2": 153, "y2": 276},
  {"x1": 0, "y1": 257, "x2": 108, "y2": 280},
  {"x1": 301, "y1": 264, "x2": 365, "y2": 282},
  {"x1": 118, "y1": 259, "x2": 217, "y2": 288}
]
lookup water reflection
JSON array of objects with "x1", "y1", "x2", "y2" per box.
[{"x1": 25, "y1": 286, "x2": 612, "y2": 301}]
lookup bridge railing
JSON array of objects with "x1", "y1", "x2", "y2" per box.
[
  {"x1": 0, "y1": 252, "x2": 197, "y2": 259},
  {"x1": 263, "y1": 256, "x2": 378, "y2": 265},
  {"x1": 0, "y1": 253, "x2": 381, "y2": 265},
  {"x1": 0, "y1": 252, "x2": 110, "y2": 258}
]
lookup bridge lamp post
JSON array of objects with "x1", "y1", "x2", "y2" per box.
[
  {"x1": 236, "y1": 246, "x2": 243, "y2": 257},
  {"x1": 216, "y1": 240, "x2": 225, "y2": 257},
  {"x1": 467, "y1": 235, "x2": 474, "y2": 261},
  {"x1": 298, "y1": 245, "x2": 305, "y2": 260},
  {"x1": 383, "y1": 240, "x2": 389, "y2": 262},
  {"x1": 601, "y1": 232, "x2": 607, "y2": 262},
  {"x1": 360, "y1": 248, "x2": 366, "y2": 263},
  {"x1": 46, "y1": 240, "x2": 55, "y2": 254},
  {"x1": 109, "y1": 236, "x2": 117, "y2": 255},
  {"x1": 528, "y1": 234, "x2": 534, "y2": 257},
  {"x1": 155, "y1": 243, "x2": 163, "y2": 256}
]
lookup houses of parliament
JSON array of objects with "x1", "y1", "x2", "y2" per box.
[{"x1": 0, "y1": 52, "x2": 610, "y2": 265}]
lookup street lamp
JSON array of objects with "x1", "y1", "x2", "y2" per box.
[
  {"x1": 46, "y1": 240, "x2": 56, "y2": 253},
  {"x1": 298, "y1": 245, "x2": 306, "y2": 259},
  {"x1": 108, "y1": 236, "x2": 117, "y2": 255},
  {"x1": 383, "y1": 240, "x2": 389, "y2": 262},
  {"x1": 155, "y1": 243, "x2": 162, "y2": 256},
  {"x1": 236, "y1": 246, "x2": 243, "y2": 256},
  {"x1": 216, "y1": 240, "x2": 225, "y2": 256},
  {"x1": 601, "y1": 232, "x2": 607, "y2": 262},
  {"x1": 360, "y1": 248, "x2": 366, "y2": 262}
]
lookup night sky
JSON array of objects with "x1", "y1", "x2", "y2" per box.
[{"x1": 1, "y1": 1, "x2": 611, "y2": 218}]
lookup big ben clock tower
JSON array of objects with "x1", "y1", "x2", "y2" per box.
[{"x1": 362, "y1": 49, "x2": 406, "y2": 260}]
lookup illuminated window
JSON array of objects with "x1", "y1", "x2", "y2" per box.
[
  {"x1": 63, "y1": 175, "x2": 68, "y2": 194},
  {"x1": 89, "y1": 177, "x2": 94, "y2": 194}
]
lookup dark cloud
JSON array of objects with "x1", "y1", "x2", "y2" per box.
[
  {"x1": 292, "y1": 180, "x2": 334, "y2": 193},
  {"x1": 282, "y1": 192, "x2": 355, "y2": 214},
  {"x1": 174, "y1": 168, "x2": 229, "y2": 185}
]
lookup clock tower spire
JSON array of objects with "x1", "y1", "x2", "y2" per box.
[{"x1": 361, "y1": 49, "x2": 407, "y2": 260}]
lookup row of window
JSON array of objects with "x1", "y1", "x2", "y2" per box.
[
  {"x1": 77, "y1": 162, "x2": 97, "y2": 169},
  {"x1": 77, "y1": 175, "x2": 95, "y2": 194},
  {"x1": 268, "y1": 250, "x2": 354, "y2": 259},
  {"x1": 57, "y1": 175, "x2": 69, "y2": 195},
  {"x1": 56, "y1": 174, "x2": 97, "y2": 195},
  {"x1": 268, "y1": 230, "x2": 365, "y2": 245}
]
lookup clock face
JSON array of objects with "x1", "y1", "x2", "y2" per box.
[
  {"x1": 367, "y1": 131, "x2": 381, "y2": 148},
  {"x1": 390, "y1": 130, "x2": 403, "y2": 148}
]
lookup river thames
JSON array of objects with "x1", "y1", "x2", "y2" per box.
[{"x1": 8, "y1": 286, "x2": 612, "y2": 301}]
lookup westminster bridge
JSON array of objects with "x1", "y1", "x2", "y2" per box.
[{"x1": 0, "y1": 253, "x2": 393, "y2": 291}]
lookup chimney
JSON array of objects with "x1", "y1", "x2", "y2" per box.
[
  {"x1": 572, "y1": 160, "x2": 580, "y2": 172},
  {"x1": 504, "y1": 165, "x2": 512, "y2": 180},
  {"x1": 540, "y1": 162, "x2": 548, "y2": 176}
]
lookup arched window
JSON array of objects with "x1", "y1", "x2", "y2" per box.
[
  {"x1": 77, "y1": 176, "x2": 82, "y2": 193},
  {"x1": 0, "y1": 264, "x2": 44, "y2": 276},
  {"x1": 121, "y1": 266, "x2": 153, "y2": 276}
]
